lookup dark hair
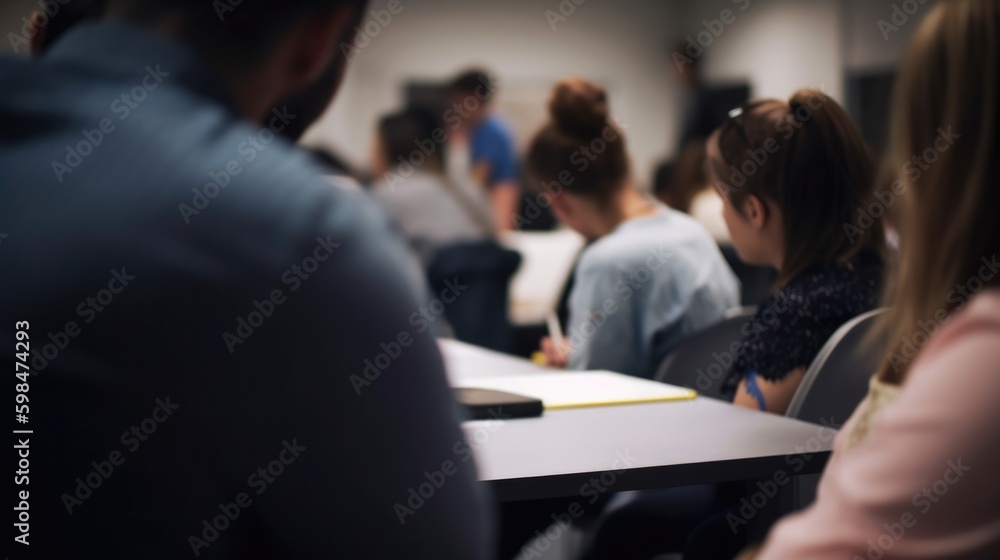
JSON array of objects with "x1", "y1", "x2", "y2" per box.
[
  {"x1": 655, "y1": 140, "x2": 708, "y2": 214},
  {"x1": 38, "y1": 0, "x2": 105, "y2": 53},
  {"x1": 526, "y1": 77, "x2": 629, "y2": 201},
  {"x1": 105, "y1": 0, "x2": 367, "y2": 67},
  {"x1": 707, "y1": 89, "x2": 885, "y2": 288},
  {"x1": 378, "y1": 108, "x2": 444, "y2": 172},
  {"x1": 450, "y1": 69, "x2": 495, "y2": 103}
]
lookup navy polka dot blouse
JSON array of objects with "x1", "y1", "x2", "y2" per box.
[{"x1": 723, "y1": 250, "x2": 885, "y2": 394}]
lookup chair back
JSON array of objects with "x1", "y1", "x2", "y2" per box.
[
  {"x1": 786, "y1": 308, "x2": 889, "y2": 425},
  {"x1": 783, "y1": 308, "x2": 889, "y2": 511},
  {"x1": 653, "y1": 306, "x2": 757, "y2": 400},
  {"x1": 427, "y1": 241, "x2": 522, "y2": 353}
]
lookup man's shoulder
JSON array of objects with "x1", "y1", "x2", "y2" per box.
[
  {"x1": 0, "y1": 54, "x2": 30, "y2": 75},
  {"x1": 120, "y1": 98, "x2": 378, "y2": 236}
]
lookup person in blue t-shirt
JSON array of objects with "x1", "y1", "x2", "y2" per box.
[{"x1": 449, "y1": 69, "x2": 521, "y2": 230}]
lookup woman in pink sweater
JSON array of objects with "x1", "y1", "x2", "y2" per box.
[{"x1": 746, "y1": 0, "x2": 1000, "y2": 558}]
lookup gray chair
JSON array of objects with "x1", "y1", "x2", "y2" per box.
[
  {"x1": 782, "y1": 308, "x2": 889, "y2": 511},
  {"x1": 653, "y1": 306, "x2": 757, "y2": 400},
  {"x1": 786, "y1": 308, "x2": 889, "y2": 424}
]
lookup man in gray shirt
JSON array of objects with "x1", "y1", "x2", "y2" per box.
[{"x1": 0, "y1": 0, "x2": 492, "y2": 557}]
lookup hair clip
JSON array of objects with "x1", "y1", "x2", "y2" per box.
[{"x1": 728, "y1": 107, "x2": 745, "y2": 119}]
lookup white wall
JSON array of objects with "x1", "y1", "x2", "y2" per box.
[
  {"x1": 841, "y1": 0, "x2": 939, "y2": 72},
  {"x1": 674, "y1": 0, "x2": 844, "y2": 102},
  {"x1": 671, "y1": 0, "x2": 938, "y2": 104}
]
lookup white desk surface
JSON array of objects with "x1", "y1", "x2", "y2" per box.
[
  {"x1": 500, "y1": 229, "x2": 584, "y2": 326},
  {"x1": 440, "y1": 339, "x2": 835, "y2": 501}
]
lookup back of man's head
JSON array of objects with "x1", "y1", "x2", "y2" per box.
[
  {"x1": 103, "y1": 0, "x2": 368, "y2": 124},
  {"x1": 105, "y1": 0, "x2": 367, "y2": 69}
]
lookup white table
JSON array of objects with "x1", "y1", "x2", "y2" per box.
[{"x1": 441, "y1": 339, "x2": 835, "y2": 502}]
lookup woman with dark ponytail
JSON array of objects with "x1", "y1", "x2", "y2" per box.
[
  {"x1": 707, "y1": 88, "x2": 887, "y2": 414},
  {"x1": 528, "y1": 77, "x2": 739, "y2": 379}
]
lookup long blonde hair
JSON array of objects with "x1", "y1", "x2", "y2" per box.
[{"x1": 877, "y1": 0, "x2": 1000, "y2": 384}]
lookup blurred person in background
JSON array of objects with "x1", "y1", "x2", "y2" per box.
[
  {"x1": 673, "y1": 46, "x2": 716, "y2": 157},
  {"x1": 449, "y1": 68, "x2": 521, "y2": 231},
  {"x1": 742, "y1": 0, "x2": 1000, "y2": 557},
  {"x1": 0, "y1": 0, "x2": 492, "y2": 557},
  {"x1": 372, "y1": 107, "x2": 521, "y2": 352},
  {"x1": 371, "y1": 107, "x2": 493, "y2": 265},
  {"x1": 527, "y1": 77, "x2": 739, "y2": 380},
  {"x1": 653, "y1": 139, "x2": 730, "y2": 242}
]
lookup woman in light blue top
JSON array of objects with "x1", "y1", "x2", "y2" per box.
[{"x1": 529, "y1": 78, "x2": 739, "y2": 379}]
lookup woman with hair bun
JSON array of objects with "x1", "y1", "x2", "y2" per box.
[{"x1": 529, "y1": 77, "x2": 739, "y2": 379}]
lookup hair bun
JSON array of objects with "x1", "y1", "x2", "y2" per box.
[
  {"x1": 788, "y1": 88, "x2": 830, "y2": 114},
  {"x1": 549, "y1": 78, "x2": 610, "y2": 137}
]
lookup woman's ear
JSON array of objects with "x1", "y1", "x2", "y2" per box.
[{"x1": 742, "y1": 194, "x2": 769, "y2": 231}]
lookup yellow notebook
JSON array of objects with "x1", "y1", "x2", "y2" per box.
[{"x1": 452, "y1": 371, "x2": 697, "y2": 410}]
